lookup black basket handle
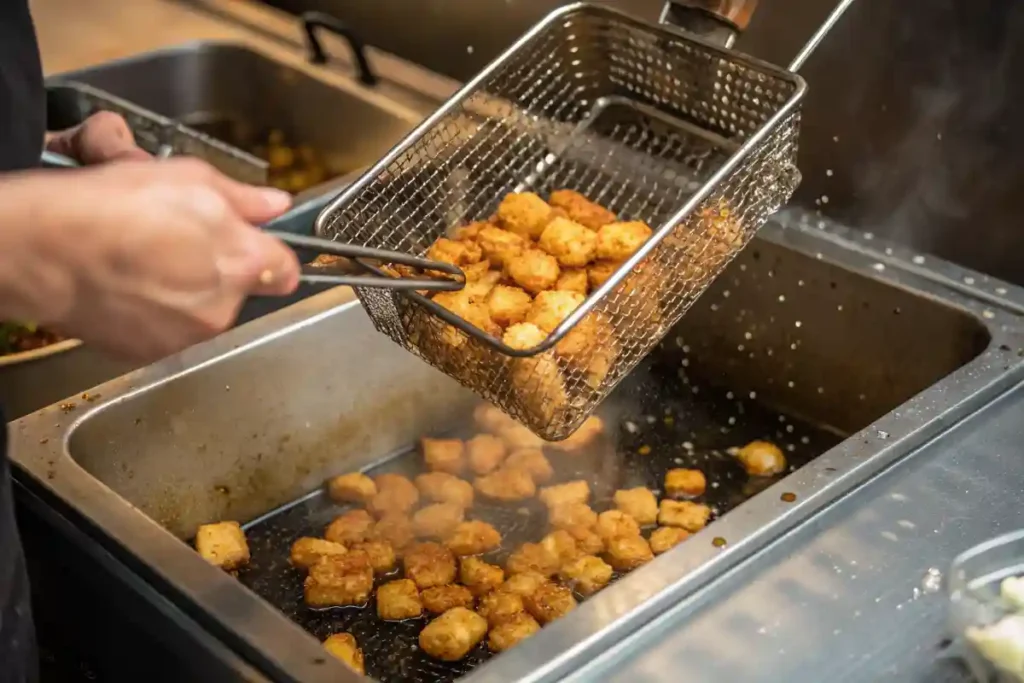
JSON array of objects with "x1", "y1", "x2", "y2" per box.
[{"x1": 301, "y1": 11, "x2": 378, "y2": 86}]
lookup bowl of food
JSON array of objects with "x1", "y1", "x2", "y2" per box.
[
  {"x1": 0, "y1": 322, "x2": 80, "y2": 367},
  {"x1": 949, "y1": 528, "x2": 1024, "y2": 682}
]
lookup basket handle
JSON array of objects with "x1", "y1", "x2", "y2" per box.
[
  {"x1": 301, "y1": 11, "x2": 378, "y2": 87},
  {"x1": 660, "y1": 0, "x2": 759, "y2": 48}
]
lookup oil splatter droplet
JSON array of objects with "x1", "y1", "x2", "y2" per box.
[
  {"x1": 712, "y1": 537, "x2": 728, "y2": 548},
  {"x1": 781, "y1": 492, "x2": 797, "y2": 503}
]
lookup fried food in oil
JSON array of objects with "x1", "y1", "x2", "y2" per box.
[
  {"x1": 524, "y1": 582, "x2": 577, "y2": 624},
  {"x1": 539, "y1": 216, "x2": 598, "y2": 268},
  {"x1": 539, "y1": 529, "x2": 581, "y2": 565},
  {"x1": 507, "y1": 249, "x2": 561, "y2": 295},
  {"x1": 562, "y1": 524, "x2": 604, "y2": 555},
  {"x1": 445, "y1": 520, "x2": 502, "y2": 556},
  {"x1": 419, "y1": 607, "x2": 489, "y2": 662},
  {"x1": 369, "y1": 474, "x2": 420, "y2": 517},
  {"x1": 326, "y1": 472, "x2": 377, "y2": 505},
  {"x1": 350, "y1": 539, "x2": 397, "y2": 574},
  {"x1": 555, "y1": 268, "x2": 589, "y2": 295},
  {"x1": 488, "y1": 611, "x2": 541, "y2": 652},
  {"x1": 428, "y1": 237, "x2": 483, "y2": 268},
  {"x1": 377, "y1": 578, "x2": 423, "y2": 621},
  {"x1": 502, "y1": 571, "x2": 549, "y2": 598},
  {"x1": 473, "y1": 403, "x2": 516, "y2": 434},
  {"x1": 421, "y1": 437, "x2": 466, "y2": 476},
  {"x1": 421, "y1": 584, "x2": 475, "y2": 614},
  {"x1": 413, "y1": 503, "x2": 465, "y2": 540},
  {"x1": 289, "y1": 537, "x2": 347, "y2": 571},
  {"x1": 325, "y1": 509, "x2": 376, "y2": 545},
  {"x1": 474, "y1": 466, "x2": 537, "y2": 502},
  {"x1": 415, "y1": 471, "x2": 474, "y2": 509},
  {"x1": 477, "y1": 589, "x2": 525, "y2": 626},
  {"x1": 559, "y1": 554, "x2": 613, "y2": 596},
  {"x1": 465, "y1": 434, "x2": 507, "y2": 475},
  {"x1": 304, "y1": 554, "x2": 374, "y2": 607},
  {"x1": 548, "y1": 415, "x2": 604, "y2": 453},
  {"x1": 323, "y1": 633, "x2": 365, "y2": 675},
  {"x1": 595, "y1": 510, "x2": 642, "y2": 542},
  {"x1": 612, "y1": 487, "x2": 659, "y2": 526},
  {"x1": 460, "y1": 556, "x2": 505, "y2": 597},
  {"x1": 658, "y1": 500, "x2": 712, "y2": 532},
  {"x1": 595, "y1": 221, "x2": 653, "y2": 261},
  {"x1": 504, "y1": 448, "x2": 554, "y2": 484},
  {"x1": 548, "y1": 502, "x2": 599, "y2": 531},
  {"x1": 371, "y1": 513, "x2": 416, "y2": 555},
  {"x1": 548, "y1": 189, "x2": 617, "y2": 231},
  {"x1": 195, "y1": 521, "x2": 250, "y2": 571},
  {"x1": 737, "y1": 440, "x2": 787, "y2": 476},
  {"x1": 496, "y1": 192, "x2": 554, "y2": 240},
  {"x1": 664, "y1": 468, "x2": 707, "y2": 497},
  {"x1": 539, "y1": 480, "x2": 591, "y2": 509},
  {"x1": 497, "y1": 421, "x2": 548, "y2": 451},
  {"x1": 604, "y1": 534, "x2": 654, "y2": 572},
  {"x1": 506, "y1": 542, "x2": 560, "y2": 577},
  {"x1": 477, "y1": 224, "x2": 527, "y2": 268},
  {"x1": 403, "y1": 542, "x2": 458, "y2": 589},
  {"x1": 649, "y1": 526, "x2": 690, "y2": 555},
  {"x1": 486, "y1": 285, "x2": 533, "y2": 327}
]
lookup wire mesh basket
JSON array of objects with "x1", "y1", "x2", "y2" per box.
[{"x1": 315, "y1": 2, "x2": 806, "y2": 440}]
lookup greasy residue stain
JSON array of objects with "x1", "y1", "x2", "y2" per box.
[
  {"x1": 712, "y1": 536, "x2": 728, "y2": 548},
  {"x1": 780, "y1": 492, "x2": 797, "y2": 502}
]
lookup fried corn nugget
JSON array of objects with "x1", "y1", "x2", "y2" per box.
[
  {"x1": 539, "y1": 216, "x2": 598, "y2": 268},
  {"x1": 587, "y1": 260, "x2": 622, "y2": 290},
  {"x1": 195, "y1": 521, "x2": 250, "y2": 571},
  {"x1": 350, "y1": 539, "x2": 397, "y2": 574},
  {"x1": 377, "y1": 578, "x2": 423, "y2": 620},
  {"x1": 419, "y1": 607, "x2": 489, "y2": 662},
  {"x1": 461, "y1": 556, "x2": 505, "y2": 597},
  {"x1": 649, "y1": 526, "x2": 691, "y2": 555},
  {"x1": 563, "y1": 524, "x2": 604, "y2": 555},
  {"x1": 540, "y1": 529, "x2": 581, "y2": 565},
  {"x1": 404, "y1": 542, "x2": 458, "y2": 589},
  {"x1": 612, "y1": 487, "x2": 659, "y2": 526},
  {"x1": 474, "y1": 403, "x2": 516, "y2": 434},
  {"x1": 506, "y1": 543, "x2": 560, "y2": 577},
  {"x1": 372, "y1": 513, "x2": 416, "y2": 555},
  {"x1": 304, "y1": 554, "x2": 374, "y2": 607},
  {"x1": 369, "y1": 479, "x2": 420, "y2": 518},
  {"x1": 502, "y1": 322, "x2": 568, "y2": 426},
  {"x1": 555, "y1": 268, "x2": 589, "y2": 295},
  {"x1": 658, "y1": 500, "x2": 712, "y2": 532},
  {"x1": 549, "y1": 415, "x2": 605, "y2": 453},
  {"x1": 416, "y1": 471, "x2": 474, "y2": 509},
  {"x1": 548, "y1": 189, "x2": 617, "y2": 231},
  {"x1": 559, "y1": 554, "x2": 613, "y2": 596},
  {"x1": 446, "y1": 520, "x2": 502, "y2": 556},
  {"x1": 290, "y1": 537, "x2": 347, "y2": 571},
  {"x1": 376, "y1": 473, "x2": 420, "y2": 498},
  {"x1": 433, "y1": 291, "x2": 501, "y2": 344},
  {"x1": 478, "y1": 225, "x2": 527, "y2": 268},
  {"x1": 325, "y1": 509, "x2": 376, "y2": 545},
  {"x1": 665, "y1": 468, "x2": 707, "y2": 497},
  {"x1": 486, "y1": 285, "x2": 533, "y2": 327},
  {"x1": 421, "y1": 584, "x2": 476, "y2": 614},
  {"x1": 477, "y1": 589, "x2": 525, "y2": 626},
  {"x1": 526, "y1": 290, "x2": 584, "y2": 335},
  {"x1": 474, "y1": 467, "x2": 537, "y2": 502},
  {"x1": 548, "y1": 502, "x2": 599, "y2": 531},
  {"x1": 323, "y1": 633, "x2": 365, "y2": 674},
  {"x1": 524, "y1": 582, "x2": 577, "y2": 624},
  {"x1": 502, "y1": 571, "x2": 549, "y2": 598},
  {"x1": 421, "y1": 437, "x2": 466, "y2": 476},
  {"x1": 428, "y1": 237, "x2": 483, "y2": 268},
  {"x1": 466, "y1": 434, "x2": 507, "y2": 475},
  {"x1": 413, "y1": 503, "x2": 466, "y2": 540},
  {"x1": 604, "y1": 534, "x2": 653, "y2": 572},
  {"x1": 488, "y1": 611, "x2": 541, "y2": 652},
  {"x1": 326, "y1": 472, "x2": 377, "y2": 505},
  {"x1": 462, "y1": 267, "x2": 501, "y2": 302},
  {"x1": 737, "y1": 440, "x2": 787, "y2": 476},
  {"x1": 504, "y1": 448, "x2": 554, "y2": 484},
  {"x1": 596, "y1": 510, "x2": 642, "y2": 542},
  {"x1": 539, "y1": 480, "x2": 591, "y2": 509},
  {"x1": 496, "y1": 421, "x2": 548, "y2": 451},
  {"x1": 507, "y1": 249, "x2": 561, "y2": 295},
  {"x1": 453, "y1": 220, "x2": 490, "y2": 243},
  {"x1": 596, "y1": 221, "x2": 653, "y2": 261},
  {"x1": 497, "y1": 192, "x2": 554, "y2": 240}
]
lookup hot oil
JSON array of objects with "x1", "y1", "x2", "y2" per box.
[{"x1": 237, "y1": 347, "x2": 841, "y2": 683}]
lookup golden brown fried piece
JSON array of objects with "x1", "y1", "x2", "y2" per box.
[
  {"x1": 548, "y1": 502, "x2": 599, "y2": 531},
  {"x1": 507, "y1": 249, "x2": 561, "y2": 295},
  {"x1": 504, "y1": 448, "x2": 554, "y2": 484},
  {"x1": 372, "y1": 513, "x2": 416, "y2": 555},
  {"x1": 289, "y1": 537, "x2": 347, "y2": 571},
  {"x1": 421, "y1": 438, "x2": 466, "y2": 476},
  {"x1": 496, "y1": 422, "x2": 548, "y2": 451},
  {"x1": 419, "y1": 607, "x2": 489, "y2": 662},
  {"x1": 596, "y1": 510, "x2": 641, "y2": 542},
  {"x1": 596, "y1": 221, "x2": 653, "y2": 261},
  {"x1": 658, "y1": 500, "x2": 712, "y2": 532},
  {"x1": 428, "y1": 237, "x2": 483, "y2": 267},
  {"x1": 525, "y1": 290, "x2": 584, "y2": 335},
  {"x1": 474, "y1": 403, "x2": 516, "y2": 434},
  {"x1": 433, "y1": 290, "x2": 501, "y2": 344},
  {"x1": 404, "y1": 542, "x2": 458, "y2": 589},
  {"x1": 415, "y1": 472, "x2": 474, "y2": 509},
  {"x1": 549, "y1": 415, "x2": 605, "y2": 453},
  {"x1": 488, "y1": 611, "x2": 541, "y2": 652},
  {"x1": 323, "y1": 633, "x2": 365, "y2": 675},
  {"x1": 649, "y1": 526, "x2": 691, "y2": 555},
  {"x1": 377, "y1": 578, "x2": 423, "y2": 621},
  {"x1": 737, "y1": 440, "x2": 787, "y2": 476},
  {"x1": 587, "y1": 260, "x2": 622, "y2": 290},
  {"x1": 604, "y1": 534, "x2": 654, "y2": 572},
  {"x1": 613, "y1": 488, "x2": 659, "y2": 526},
  {"x1": 540, "y1": 529, "x2": 581, "y2": 565},
  {"x1": 563, "y1": 524, "x2": 604, "y2": 555},
  {"x1": 548, "y1": 189, "x2": 617, "y2": 231},
  {"x1": 665, "y1": 468, "x2": 707, "y2": 497},
  {"x1": 486, "y1": 285, "x2": 533, "y2": 327},
  {"x1": 524, "y1": 582, "x2": 577, "y2": 624},
  {"x1": 501, "y1": 571, "x2": 549, "y2": 598},
  {"x1": 474, "y1": 467, "x2": 537, "y2": 502},
  {"x1": 477, "y1": 589, "x2": 525, "y2": 627},
  {"x1": 326, "y1": 472, "x2": 377, "y2": 505},
  {"x1": 304, "y1": 554, "x2": 374, "y2": 607},
  {"x1": 460, "y1": 556, "x2": 505, "y2": 597},
  {"x1": 421, "y1": 584, "x2": 475, "y2": 614},
  {"x1": 350, "y1": 539, "x2": 397, "y2": 574},
  {"x1": 195, "y1": 521, "x2": 250, "y2": 571},
  {"x1": 497, "y1": 192, "x2": 554, "y2": 240},
  {"x1": 413, "y1": 503, "x2": 466, "y2": 540},
  {"x1": 555, "y1": 268, "x2": 589, "y2": 295},
  {"x1": 368, "y1": 473, "x2": 420, "y2": 517},
  {"x1": 446, "y1": 520, "x2": 502, "y2": 556},
  {"x1": 539, "y1": 480, "x2": 591, "y2": 509},
  {"x1": 325, "y1": 509, "x2": 376, "y2": 545},
  {"x1": 453, "y1": 220, "x2": 490, "y2": 243},
  {"x1": 478, "y1": 225, "x2": 528, "y2": 268},
  {"x1": 559, "y1": 554, "x2": 613, "y2": 596},
  {"x1": 506, "y1": 543, "x2": 560, "y2": 577},
  {"x1": 462, "y1": 268, "x2": 502, "y2": 301},
  {"x1": 539, "y1": 216, "x2": 598, "y2": 268},
  {"x1": 466, "y1": 434, "x2": 507, "y2": 476}
]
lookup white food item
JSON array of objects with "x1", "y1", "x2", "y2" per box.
[
  {"x1": 967, "y1": 615, "x2": 1024, "y2": 679},
  {"x1": 1003, "y1": 576, "x2": 1024, "y2": 611}
]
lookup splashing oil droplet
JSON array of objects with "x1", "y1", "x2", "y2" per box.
[
  {"x1": 712, "y1": 537, "x2": 728, "y2": 548},
  {"x1": 781, "y1": 492, "x2": 797, "y2": 503}
]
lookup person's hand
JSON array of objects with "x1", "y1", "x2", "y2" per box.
[
  {"x1": 45, "y1": 111, "x2": 151, "y2": 165},
  {"x1": 6, "y1": 158, "x2": 301, "y2": 361}
]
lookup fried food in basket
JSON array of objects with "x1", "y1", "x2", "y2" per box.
[
  {"x1": 477, "y1": 589, "x2": 525, "y2": 626},
  {"x1": 539, "y1": 529, "x2": 581, "y2": 565},
  {"x1": 326, "y1": 472, "x2": 377, "y2": 505},
  {"x1": 445, "y1": 520, "x2": 502, "y2": 556},
  {"x1": 559, "y1": 554, "x2": 613, "y2": 596},
  {"x1": 416, "y1": 471, "x2": 474, "y2": 509},
  {"x1": 595, "y1": 510, "x2": 642, "y2": 542},
  {"x1": 323, "y1": 633, "x2": 365, "y2": 675},
  {"x1": 497, "y1": 192, "x2": 554, "y2": 240},
  {"x1": 548, "y1": 189, "x2": 617, "y2": 231},
  {"x1": 506, "y1": 542, "x2": 560, "y2": 577},
  {"x1": 460, "y1": 556, "x2": 505, "y2": 597},
  {"x1": 658, "y1": 500, "x2": 712, "y2": 532},
  {"x1": 488, "y1": 611, "x2": 541, "y2": 652},
  {"x1": 612, "y1": 488, "x2": 659, "y2": 526},
  {"x1": 404, "y1": 542, "x2": 458, "y2": 589},
  {"x1": 421, "y1": 438, "x2": 466, "y2": 476},
  {"x1": 325, "y1": 509, "x2": 376, "y2": 545},
  {"x1": 538, "y1": 480, "x2": 591, "y2": 509},
  {"x1": 604, "y1": 534, "x2": 654, "y2": 572},
  {"x1": 523, "y1": 582, "x2": 576, "y2": 624},
  {"x1": 413, "y1": 503, "x2": 466, "y2": 540},
  {"x1": 421, "y1": 584, "x2": 476, "y2": 614},
  {"x1": 369, "y1": 474, "x2": 420, "y2": 516},
  {"x1": 507, "y1": 249, "x2": 561, "y2": 295},
  {"x1": 377, "y1": 578, "x2": 424, "y2": 621},
  {"x1": 195, "y1": 521, "x2": 250, "y2": 571},
  {"x1": 539, "y1": 216, "x2": 598, "y2": 268},
  {"x1": 304, "y1": 553, "x2": 374, "y2": 607},
  {"x1": 350, "y1": 539, "x2": 398, "y2": 574},
  {"x1": 289, "y1": 537, "x2": 347, "y2": 571},
  {"x1": 419, "y1": 607, "x2": 489, "y2": 661},
  {"x1": 649, "y1": 526, "x2": 690, "y2": 555},
  {"x1": 465, "y1": 434, "x2": 507, "y2": 475},
  {"x1": 548, "y1": 502, "x2": 598, "y2": 531}
]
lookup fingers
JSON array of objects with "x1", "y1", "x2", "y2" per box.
[
  {"x1": 206, "y1": 170, "x2": 294, "y2": 225},
  {"x1": 72, "y1": 112, "x2": 149, "y2": 165}
]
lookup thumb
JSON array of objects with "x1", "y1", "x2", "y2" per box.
[
  {"x1": 75, "y1": 111, "x2": 145, "y2": 165},
  {"x1": 208, "y1": 173, "x2": 293, "y2": 225}
]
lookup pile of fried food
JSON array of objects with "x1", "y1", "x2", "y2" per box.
[
  {"x1": 0, "y1": 321, "x2": 65, "y2": 356},
  {"x1": 193, "y1": 405, "x2": 786, "y2": 674}
]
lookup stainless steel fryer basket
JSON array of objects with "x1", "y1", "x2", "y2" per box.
[{"x1": 315, "y1": 2, "x2": 806, "y2": 439}]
